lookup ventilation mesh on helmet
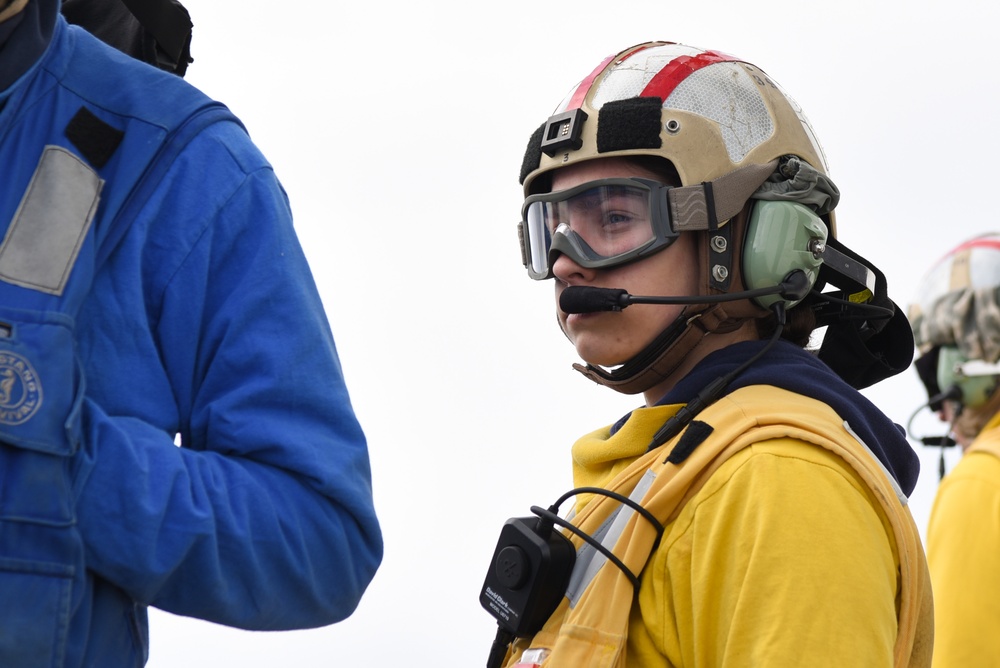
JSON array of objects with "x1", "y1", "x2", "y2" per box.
[
  {"x1": 590, "y1": 43, "x2": 705, "y2": 106},
  {"x1": 662, "y1": 63, "x2": 773, "y2": 163}
]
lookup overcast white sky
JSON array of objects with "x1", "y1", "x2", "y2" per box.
[{"x1": 141, "y1": 0, "x2": 999, "y2": 665}]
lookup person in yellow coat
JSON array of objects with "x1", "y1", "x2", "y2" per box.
[
  {"x1": 481, "y1": 41, "x2": 932, "y2": 667},
  {"x1": 909, "y1": 234, "x2": 1000, "y2": 667}
]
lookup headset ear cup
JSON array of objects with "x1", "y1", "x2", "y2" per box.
[
  {"x1": 936, "y1": 346, "x2": 1000, "y2": 410},
  {"x1": 742, "y1": 201, "x2": 828, "y2": 308}
]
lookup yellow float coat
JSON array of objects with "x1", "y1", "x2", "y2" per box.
[
  {"x1": 507, "y1": 386, "x2": 932, "y2": 667},
  {"x1": 927, "y1": 412, "x2": 1000, "y2": 667}
]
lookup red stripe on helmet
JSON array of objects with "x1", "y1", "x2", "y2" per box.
[
  {"x1": 640, "y1": 50, "x2": 740, "y2": 101},
  {"x1": 566, "y1": 55, "x2": 615, "y2": 110},
  {"x1": 566, "y1": 43, "x2": 663, "y2": 110},
  {"x1": 928, "y1": 236, "x2": 1000, "y2": 272},
  {"x1": 949, "y1": 237, "x2": 1000, "y2": 256}
]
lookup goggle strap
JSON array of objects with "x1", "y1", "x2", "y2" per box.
[
  {"x1": 669, "y1": 160, "x2": 778, "y2": 231},
  {"x1": 517, "y1": 221, "x2": 528, "y2": 268}
]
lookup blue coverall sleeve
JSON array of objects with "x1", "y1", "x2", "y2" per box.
[{"x1": 70, "y1": 122, "x2": 383, "y2": 630}]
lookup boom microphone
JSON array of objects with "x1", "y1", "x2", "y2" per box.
[
  {"x1": 905, "y1": 384, "x2": 962, "y2": 450},
  {"x1": 559, "y1": 271, "x2": 813, "y2": 314},
  {"x1": 559, "y1": 287, "x2": 630, "y2": 313}
]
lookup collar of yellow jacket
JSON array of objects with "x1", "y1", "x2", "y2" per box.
[
  {"x1": 968, "y1": 413, "x2": 1000, "y2": 457},
  {"x1": 571, "y1": 403, "x2": 682, "y2": 515},
  {"x1": 979, "y1": 411, "x2": 1000, "y2": 436}
]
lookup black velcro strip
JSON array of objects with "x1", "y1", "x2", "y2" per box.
[
  {"x1": 666, "y1": 420, "x2": 714, "y2": 464},
  {"x1": 64, "y1": 106, "x2": 124, "y2": 169},
  {"x1": 597, "y1": 97, "x2": 662, "y2": 153},
  {"x1": 519, "y1": 123, "x2": 546, "y2": 185}
]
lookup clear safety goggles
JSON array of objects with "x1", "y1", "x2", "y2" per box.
[{"x1": 518, "y1": 177, "x2": 678, "y2": 280}]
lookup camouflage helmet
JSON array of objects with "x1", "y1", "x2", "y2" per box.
[
  {"x1": 909, "y1": 233, "x2": 1000, "y2": 418},
  {"x1": 909, "y1": 234, "x2": 1000, "y2": 432},
  {"x1": 909, "y1": 233, "x2": 1000, "y2": 364}
]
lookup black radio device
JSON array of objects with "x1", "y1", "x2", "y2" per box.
[
  {"x1": 480, "y1": 489, "x2": 664, "y2": 668},
  {"x1": 479, "y1": 515, "x2": 575, "y2": 638}
]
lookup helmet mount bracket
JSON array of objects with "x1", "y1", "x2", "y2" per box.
[{"x1": 540, "y1": 109, "x2": 588, "y2": 157}]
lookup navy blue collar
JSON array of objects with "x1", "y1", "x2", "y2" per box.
[
  {"x1": 0, "y1": 0, "x2": 57, "y2": 93},
  {"x1": 612, "y1": 340, "x2": 920, "y2": 495}
]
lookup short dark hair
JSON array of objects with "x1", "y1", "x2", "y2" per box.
[{"x1": 754, "y1": 304, "x2": 818, "y2": 348}]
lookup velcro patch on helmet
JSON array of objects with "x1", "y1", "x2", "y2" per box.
[
  {"x1": 519, "y1": 123, "x2": 545, "y2": 185},
  {"x1": 597, "y1": 97, "x2": 663, "y2": 154}
]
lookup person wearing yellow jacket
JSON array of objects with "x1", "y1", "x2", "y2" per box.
[
  {"x1": 909, "y1": 234, "x2": 1000, "y2": 667},
  {"x1": 482, "y1": 41, "x2": 932, "y2": 667}
]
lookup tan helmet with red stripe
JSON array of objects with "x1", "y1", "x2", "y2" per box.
[
  {"x1": 520, "y1": 42, "x2": 829, "y2": 207},
  {"x1": 518, "y1": 41, "x2": 910, "y2": 394}
]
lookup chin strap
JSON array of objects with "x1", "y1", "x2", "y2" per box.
[{"x1": 572, "y1": 301, "x2": 749, "y2": 394}]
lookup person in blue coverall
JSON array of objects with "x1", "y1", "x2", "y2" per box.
[{"x1": 0, "y1": 0, "x2": 382, "y2": 665}]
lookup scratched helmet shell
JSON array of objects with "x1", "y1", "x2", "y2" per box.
[
  {"x1": 519, "y1": 41, "x2": 831, "y2": 227},
  {"x1": 519, "y1": 41, "x2": 841, "y2": 394}
]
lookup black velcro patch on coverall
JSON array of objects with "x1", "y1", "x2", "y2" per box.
[
  {"x1": 64, "y1": 107, "x2": 124, "y2": 169},
  {"x1": 666, "y1": 420, "x2": 714, "y2": 464}
]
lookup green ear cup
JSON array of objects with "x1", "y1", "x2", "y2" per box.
[
  {"x1": 937, "y1": 346, "x2": 1000, "y2": 409},
  {"x1": 743, "y1": 201, "x2": 828, "y2": 308}
]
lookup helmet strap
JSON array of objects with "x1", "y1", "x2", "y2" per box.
[{"x1": 572, "y1": 301, "x2": 748, "y2": 394}]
